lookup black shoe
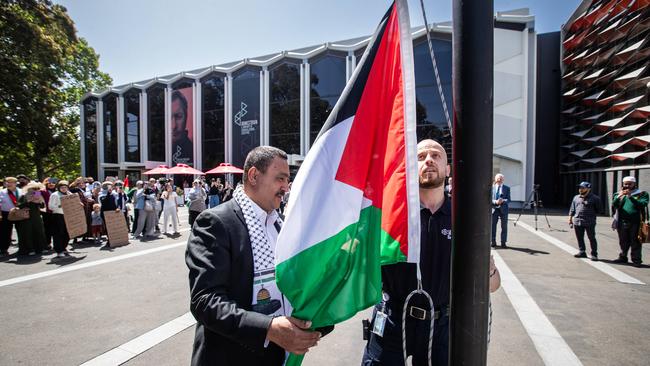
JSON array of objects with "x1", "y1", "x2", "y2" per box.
[
  {"x1": 574, "y1": 252, "x2": 587, "y2": 258},
  {"x1": 613, "y1": 256, "x2": 628, "y2": 264},
  {"x1": 500, "y1": 243, "x2": 507, "y2": 248},
  {"x1": 491, "y1": 242, "x2": 497, "y2": 248},
  {"x1": 591, "y1": 256, "x2": 598, "y2": 261},
  {"x1": 633, "y1": 262, "x2": 643, "y2": 268}
]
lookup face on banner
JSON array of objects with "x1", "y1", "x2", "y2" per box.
[{"x1": 171, "y1": 87, "x2": 194, "y2": 165}]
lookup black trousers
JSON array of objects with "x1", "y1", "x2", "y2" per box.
[
  {"x1": 617, "y1": 220, "x2": 642, "y2": 264},
  {"x1": 42, "y1": 212, "x2": 55, "y2": 247},
  {"x1": 362, "y1": 304, "x2": 449, "y2": 366},
  {"x1": 0, "y1": 211, "x2": 14, "y2": 253},
  {"x1": 189, "y1": 210, "x2": 200, "y2": 228},
  {"x1": 574, "y1": 225, "x2": 598, "y2": 256},
  {"x1": 52, "y1": 214, "x2": 69, "y2": 254}
]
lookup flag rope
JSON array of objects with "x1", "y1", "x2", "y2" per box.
[
  {"x1": 418, "y1": 0, "x2": 452, "y2": 136},
  {"x1": 402, "y1": 280, "x2": 435, "y2": 366}
]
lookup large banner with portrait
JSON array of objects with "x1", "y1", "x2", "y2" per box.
[{"x1": 171, "y1": 86, "x2": 194, "y2": 166}]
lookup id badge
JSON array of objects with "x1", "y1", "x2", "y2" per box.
[{"x1": 372, "y1": 311, "x2": 387, "y2": 337}]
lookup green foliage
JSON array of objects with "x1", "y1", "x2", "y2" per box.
[{"x1": 0, "y1": 0, "x2": 111, "y2": 180}]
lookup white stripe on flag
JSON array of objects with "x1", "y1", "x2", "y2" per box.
[{"x1": 277, "y1": 116, "x2": 368, "y2": 264}]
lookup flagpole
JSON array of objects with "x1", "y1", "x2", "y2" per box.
[{"x1": 450, "y1": 0, "x2": 494, "y2": 364}]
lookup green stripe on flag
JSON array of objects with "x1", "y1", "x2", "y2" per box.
[{"x1": 276, "y1": 206, "x2": 404, "y2": 328}]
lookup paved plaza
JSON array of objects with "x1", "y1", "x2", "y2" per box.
[{"x1": 0, "y1": 209, "x2": 649, "y2": 365}]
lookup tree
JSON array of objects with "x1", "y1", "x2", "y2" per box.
[{"x1": 0, "y1": 0, "x2": 111, "y2": 180}]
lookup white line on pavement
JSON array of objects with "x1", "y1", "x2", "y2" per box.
[
  {"x1": 79, "y1": 312, "x2": 196, "y2": 366},
  {"x1": 493, "y1": 251, "x2": 583, "y2": 366},
  {"x1": 515, "y1": 221, "x2": 644, "y2": 285},
  {"x1": 0, "y1": 228, "x2": 191, "y2": 289}
]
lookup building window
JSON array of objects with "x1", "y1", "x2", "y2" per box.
[
  {"x1": 269, "y1": 61, "x2": 301, "y2": 155},
  {"x1": 202, "y1": 74, "x2": 225, "y2": 169},
  {"x1": 103, "y1": 94, "x2": 118, "y2": 164},
  {"x1": 171, "y1": 80, "x2": 195, "y2": 166},
  {"x1": 124, "y1": 90, "x2": 140, "y2": 162},
  {"x1": 309, "y1": 53, "x2": 347, "y2": 145},
  {"x1": 231, "y1": 67, "x2": 261, "y2": 168},
  {"x1": 147, "y1": 85, "x2": 165, "y2": 162},
  {"x1": 83, "y1": 98, "x2": 98, "y2": 178},
  {"x1": 413, "y1": 36, "x2": 452, "y2": 153}
]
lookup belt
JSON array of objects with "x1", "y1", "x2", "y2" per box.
[{"x1": 407, "y1": 305, "x2": 449, "y2": 321}]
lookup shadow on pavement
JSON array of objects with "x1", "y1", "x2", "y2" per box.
[
  {"x1": 598, "y1": 258, "x2": 649, "y2": 268},
  {"x1": 498, "y1": 245, "x2": 550, "y2": 256},
  {"x1": 46, "y1": 255, "x2": 87, "y2": 267}
]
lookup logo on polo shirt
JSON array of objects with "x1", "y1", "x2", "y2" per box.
[{"x1": 441, "y1": 228, "x2": 452, "y2": 239}]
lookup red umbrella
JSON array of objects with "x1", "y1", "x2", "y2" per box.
[
  {"x1": 165, "y1": 163, "x2": 205, "y2": 175},
  {"x1": 143, "y1": 165, "x2": 170, "y2": 175},
  {"x1": 204, "y1": 163, "x2": 244, "y2": 174}
]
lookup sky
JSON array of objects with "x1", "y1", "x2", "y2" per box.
[{"x1": 56, "y1": 0, "x2": 582, "y2": 87}]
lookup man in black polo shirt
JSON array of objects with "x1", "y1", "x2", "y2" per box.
[{"x1": 361, "y1": 139, "x2": 499, "y2": 365}]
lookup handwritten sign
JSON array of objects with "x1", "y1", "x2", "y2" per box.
[
  {"x1": 104, "y1": 211, "x2": 130, "y2": 248},
  {"x1": 61, "y1": 194, "x2": 87, "y2": 239}
]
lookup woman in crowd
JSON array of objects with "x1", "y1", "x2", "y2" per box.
[
  {"x1": 41, "y1": 177, "x2": 57, "y2": 251},
  {"x1": 161, "y1": 183, "x2": 179, "y2": 235},
  {"x1": 132, "y1": 184, "x2": 157, "y2": 239},
  {"x1": 208, "y1": 178, "x2": 222, "y2": 208},
  {"x1": 16, "y1": 182, "x2": 47, "y2": 256},
  {"x1": 48, "y1": 180, "x2": 72, "y2": 258}
]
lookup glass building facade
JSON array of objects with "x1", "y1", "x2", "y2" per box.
[
  {"x1": 124, "y1": 89, "x2": 140, "y2": 162},
  {"x1": 102, "y1": 94, "x2": 118, "y2": 164},
  {"x1": 80, "y1": 18, "x2": 535, "y2": 193},
  {"x1": 269, "y1": 61, "x2": 301, "y2": 155},
  {"x1": 80, "y1": 32, "x2": 456, "y2": 177},
  {"x1": 202, "y1": 73, "x2": 226, "y2": 170}
]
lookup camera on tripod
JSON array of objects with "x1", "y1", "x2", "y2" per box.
[{"x1": 514, "y1": 183, "x2": 551, "y2": 230}]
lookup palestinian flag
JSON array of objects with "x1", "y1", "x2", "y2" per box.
[{"x1": 275, "y1": 0, "x2": 420, "y2": 360}]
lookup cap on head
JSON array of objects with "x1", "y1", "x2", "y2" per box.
[
  {"x1": 56, "y1": 180, "x2": 69, "y2": 188},
  {"x1": 578, "y1": 181, "x2": 591, "y2": 188},
  {"x1": 623, "y1": 176, "x2": 636, "y2": 183},
  {"x1": 5, "y1": 177, "x2": 17, "y2": 183}
]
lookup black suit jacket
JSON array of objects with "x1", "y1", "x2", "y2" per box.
[{"x1": 185, "y1": 199, "x2": 285, "y2": 366}]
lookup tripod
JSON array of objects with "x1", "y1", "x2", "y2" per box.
[{"x1": 513, "y1": 185, "x2": 551, "y2": 231}]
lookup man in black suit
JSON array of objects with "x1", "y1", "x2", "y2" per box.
[{"x1": 186, "y1": 146, "x2": 322, "y2": 366}]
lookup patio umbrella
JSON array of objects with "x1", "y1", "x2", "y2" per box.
[
  {"x1": 165, "y1": 163, "x2": 205, "y2": 175},
  {"x1": 204, "y1": 163, "x2": 244, "y2": 174},
  {"x1": 142, "y1": 165, "x2": 170, "y2": 175}
]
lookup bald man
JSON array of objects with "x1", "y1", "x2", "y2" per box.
[{"x1": 361, "y1": 139, "x2": 500, "y2": 366}]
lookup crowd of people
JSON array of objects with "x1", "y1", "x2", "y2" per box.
[{"x1": 0, "y1": 174, "x2": 238, "y2": 259}]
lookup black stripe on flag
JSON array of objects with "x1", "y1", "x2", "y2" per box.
[{"x1": 314, "y1": 3, "x2": 394, "y2": 142}]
